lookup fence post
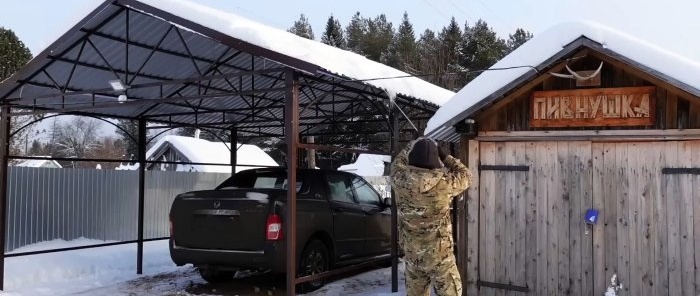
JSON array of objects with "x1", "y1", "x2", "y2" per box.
[
  {"x1": 0, "y1": 106, "x2": 10, "y2": 290},
  {"x1": 136, "y1": 118, "x2": 146, "y2": 274}
]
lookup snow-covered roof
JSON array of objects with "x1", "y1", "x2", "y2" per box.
[
  {"x1": 153, "y1": 135, "x2": 278, "y2": 173},
  {"x1": 338, "y1": 154, "x2": 391, "y2": 177},
  {"x1": 122, "y1": 0, "x2": 453, "y2": 105},
  {"x1": 119, "y1": 135, "x2": 278, "y2": 173},
  {"x1": 16, "y1": 157, "x2": 62, "y2": 168},
  {"x1": 426, "y1": 21, "x2": 700, "y2": 139}
]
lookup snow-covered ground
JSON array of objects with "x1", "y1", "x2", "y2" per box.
[{"x1": 1, "y1": 238, "x2": 408, "y2": 296}]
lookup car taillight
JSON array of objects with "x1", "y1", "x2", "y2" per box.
[{"x1": 266, "y1": 214, "x2": 283, "y2": 241}]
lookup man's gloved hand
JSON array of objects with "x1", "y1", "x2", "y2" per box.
[{"x1": 437, "y1": 141, "x2": 450, "y2": 161}]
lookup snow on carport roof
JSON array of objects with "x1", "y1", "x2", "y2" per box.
[
  {"x1": 0, "y1": 0, "x2": 449, "y2": 139},
  {"x1": 426, "y1": 21, "x2": 700, "y2": 140},
  {"x1": 127, "y1": 0, "x2": 454, "y2": 105}
]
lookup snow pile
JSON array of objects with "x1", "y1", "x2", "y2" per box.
[
  {"x1": 426, "y1": 21, "x2": 700, "y2": 136},
  {"x1": 338, "y1": 154, "x2": 391, "y2": 177},
  {"x1": 604, "y1": 274, "x2": 622, "y2": 296},
  {"x1": 3, "y1": 239, "x2": 178, "y2": 296},
  {"x1": 308, "y1": 262, "x2": 407, "y2": 296},
  {"x1": 126, "y1": 0, "x2": 453, "y2": 105},
  {"x1": 117, "y1": 135, "x2": 278, "y2": 173}
]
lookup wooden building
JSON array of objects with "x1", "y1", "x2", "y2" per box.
[{"x1": 427, "y1": 22, "x2": 700, "y2": 295}]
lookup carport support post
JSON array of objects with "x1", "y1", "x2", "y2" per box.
[
  {"x1": 0, "y1": 106, "x2": 10, "y2": 290},
  {"x1": 230, "y1": 127, "x2": 237, "y2": 175},
  {"x1": 284, "y1": 69, "x2": 300, "y2": 295},
  {"x1": 389, "y1": 106, "x2": 400, "y2": 293},
  {"x1": 136, "y1": 118, "x2": 146, "y2": 275}
]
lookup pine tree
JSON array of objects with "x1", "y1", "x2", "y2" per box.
[
  {"x1": 435, "y1": 18, "x2": 463, "y2": 90},
  {"x1": 364, "y1": 14, "x2": 394, "y2": 62},
  {"x1": 417, "y1": 29, "x2": 440, "y2": 84},
  {"x1": 507, "y1": 28, "x2": 533, "y2": 52},
  {"x1": 288, "y1": 14, "x2": 315, "y2": 40},
  {"x1": 346, "y1": 12, "x2": 368, "y2": 54},
  {"x1": 0, "y1": 27, "x2": 32, "y2": 81},
  {"x1": 115, "y1": 119, "x2": 141, "y2": 162},
  {"x1": 460, "y1": 19, "x2": 508, "y2": 83},
  {"x1": 382, "y1": 12, "x2": 418, "y2": 72},
  {"x1": 321, "y1": 15, "x2": 346, "y2": 48}
]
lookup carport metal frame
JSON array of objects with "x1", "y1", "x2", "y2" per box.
[{"x1": 0, "y1": 1, "x2": 441, "y2": 294}]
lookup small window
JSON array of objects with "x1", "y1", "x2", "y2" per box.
[
  {"x1": 352, "y1": 177, "x2": 381, "y2": 207},
  {"x1": 326, "y1": 173, "x2": 356, "y2": 204}
]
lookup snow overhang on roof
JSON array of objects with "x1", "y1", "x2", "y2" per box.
[
  {"x1": 122, "y1": 0, "x2": 454, "y2": 105},
  {"x1": 426, "y1": 21, "x2": 700, "y2": 141}
]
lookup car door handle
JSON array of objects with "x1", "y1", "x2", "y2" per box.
[{"x1": 332, "y1": 207, "x2": 345, "y2": 213}]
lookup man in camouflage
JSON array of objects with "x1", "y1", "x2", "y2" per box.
[{"x1": 391, "y1": 137, "x2": 472, "y2": 296}]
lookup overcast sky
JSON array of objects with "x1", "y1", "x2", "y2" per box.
[{"x1": 3, "y1": 0, "x2": 700, "y2": 61}]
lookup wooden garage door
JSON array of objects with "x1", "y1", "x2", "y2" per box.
[
  {"x1": 478, "y1": 141, "x2": 593, "y2": 296},
  {"x1": 592, "y1": 142, "x2": 700, "y2": 296},
  {"x1": 475, "y1": 141, "x2": 700, "y2": 296}
]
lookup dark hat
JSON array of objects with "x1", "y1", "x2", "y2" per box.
[{"x1": 408, "y1": 138, "x2": 443, "y2": 169}]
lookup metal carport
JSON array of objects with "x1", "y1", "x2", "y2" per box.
[{"x1": 0, "y1": 0, "x2": 451, "y2": 294}]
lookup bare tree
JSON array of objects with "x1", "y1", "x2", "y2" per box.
[{"x1": 52, "y1": 117, "x2": 102, "y2": 167}]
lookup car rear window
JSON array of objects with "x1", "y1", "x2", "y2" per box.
[{"x1": 218, "y1": 171, "x2": 304, "y2": 192}]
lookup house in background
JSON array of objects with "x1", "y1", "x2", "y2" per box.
[
  {"x1": 16, "y1": 157, "x2": 62, "y2": 169},
  {"x1": 338, "y1": 154, "x2": 391, "y2": 198},
  {"x1": 117, "y1": 135, "x2": 278, "y2": 173},
  {"x1": 337, "y1": 154, "x2": 390, "y2": 177}
]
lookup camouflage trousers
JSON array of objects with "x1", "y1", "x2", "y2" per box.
[{"x1": 404, "y1": 236, "x2": 462, "y2": 296}]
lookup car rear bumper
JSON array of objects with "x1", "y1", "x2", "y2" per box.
[{"x1": 169, "y1": 239, "x2": 287, "y2": 273}]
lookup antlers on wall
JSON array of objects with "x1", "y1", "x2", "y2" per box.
[{"x1": 549, "y1": 62, "x2": 603, "y2": 80}]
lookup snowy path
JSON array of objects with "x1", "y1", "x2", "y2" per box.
[{"x1": 0, "y1": 239, "x2": 409, "y2": 296}]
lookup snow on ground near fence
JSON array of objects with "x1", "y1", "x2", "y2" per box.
[
  {"x1": 2, "y1": 239, "x2": 178, "y2": 296},
  {"x1": 2, "y1": 238, "x2": 412, "y2": 295}
]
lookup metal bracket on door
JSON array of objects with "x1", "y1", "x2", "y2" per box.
[
  {"x1": 662, "y1": 167, "x2": 700, "y2": 175},
  {"x1": 477, "y1": 280, "x2": 530, "y2": 293},
  {"x1": 479, "y1": 165, "x2": 529, "y2": 172}
]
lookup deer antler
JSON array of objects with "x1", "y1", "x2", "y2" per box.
[{"x1": 550, "y1": 62, "x2": 604, "y2": 81}]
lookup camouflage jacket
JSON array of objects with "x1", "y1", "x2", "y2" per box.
[{"x1": 390, "y1": 146, "x2": 472, "y2": 251}]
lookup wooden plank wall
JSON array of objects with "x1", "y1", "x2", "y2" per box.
[{"x1": 470, "y1": 140, "x2": 700, "y2": 296}]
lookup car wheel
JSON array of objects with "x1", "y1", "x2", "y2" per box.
[
  {"x1": 198, "y1": 267, "x2": 233, "y2": 284},
  {"x1": 297, "y1": 239, "x2": 329, "y2": 293}
]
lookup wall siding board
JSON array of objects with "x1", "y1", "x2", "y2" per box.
[
  {"x1": 466, "y1": 140, "x2": 480, "y2": 296},
  {"x1": 665, "y1": 142, "x2": 682, "y2": 296}
]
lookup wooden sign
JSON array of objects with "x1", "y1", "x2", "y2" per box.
[{"x1": 530, "y1": 86, "x2": 656, "y2": 128}]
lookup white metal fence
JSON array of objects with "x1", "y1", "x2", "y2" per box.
[
  {"x1": 6, "y1": 167, "x2": 229, "y2": 252},
  {"x1": 5, "y1": 168, "x2": 391, "y2": 252}
]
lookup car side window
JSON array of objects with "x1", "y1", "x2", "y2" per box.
[
  {"x1": 326, "y1": 173, "x2": 356, "y2": 204},
  {"x1": 351, "y1": 176, "x2": 382, "y2": 207}
]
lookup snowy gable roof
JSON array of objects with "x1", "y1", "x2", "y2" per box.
[
  {"x1": 126, "y1": 0, "x2": 453, "y2": 105},
  {"x1": 147, "y1": 135, "x2": 278, "y2": 173},
  {"x1": 426, "y1": 21, "x2": 700, "y2": 140},
  {"x1": 16, "y1": 157, "x2": 62, "y2": 168},
  {"x1": 338, "y1": 154, "x2": 391, "y2": 177}
]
